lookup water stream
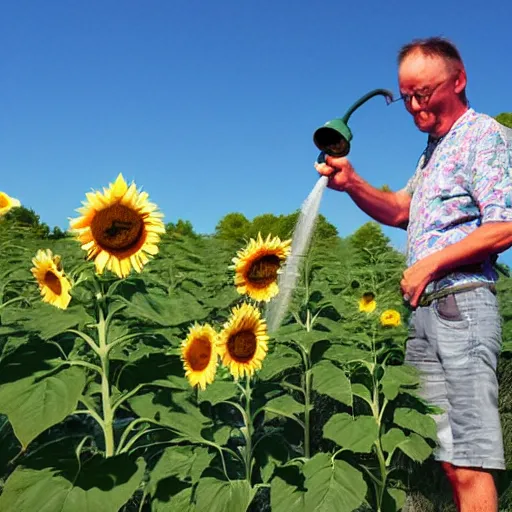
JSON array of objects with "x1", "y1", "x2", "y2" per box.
[{"x1": 266, "y1": 175, "x2": 329, "y2": 333}]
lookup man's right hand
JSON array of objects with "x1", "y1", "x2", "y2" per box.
[{"x1": 314, "y1": 155, "x2": 355, "y2": 192}]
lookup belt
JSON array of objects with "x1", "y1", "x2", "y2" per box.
[{"x1": 416, "y1": 281, "x2": 497, "y2": 308}]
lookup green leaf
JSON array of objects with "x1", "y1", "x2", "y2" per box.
[
  {"x1": 270, "y1": 475, "x2": 306, "y2": 511},
  {"x1": 4, "y1": 304, "x2": 95, "y2": 340},
  {"x1": 129, "y1": 389, "x2": 212, "y2": 441},
  {"x1": 0, "y1": 451, "x2": 145, "y2": 512},
  {"x1": 381, "y1": 428, "x2": 407, "y2": 457},
  {"x1": 323, "y1": 345, "x2": 372, "y2": 365},
  {"x1": 151, "y1": 486, "x2": 195, "y2": 512},
  {"x1": 311, "y1": 361, "x2": 352, "y2": 406},
  {"x1": 384, "y1": 488, "x2": 407, "y2": 512},
  {"x1": 0, "y1": 366, "x2": 86, "y2": 449},
  {"x1": 195, "y1": 478, "x2": 255, "y2": 512},
  {"x1": 323, "y1": 413, "x2": 378, "y2": 453},
  {"x1": 264, "y1": 394, "x2": 305, "y2": 422},
  {"x1": 149, "y1": 445, "x2": 214, "y2": 495},
  {"x1": 394, "y1": 407, "x2": 437, "y2": 440},
  {"x1": 381, "y1": 364, "x2": 420, "y2": 400},
  {"x1": 351, "y1": 383, "x2": 372, "y2": 405},
  {"x1": 398, "y1": 433, "x2": 433, "y2": 463},
  {"x1": 258, "y1": 344, "x2": 302, "y2": 381},
  {"x1": 303, "y1": 453, "x2": 367, "y2": 511},
  {"x1": 198, "y1": 380, "x2": 239, "y2": 405}
]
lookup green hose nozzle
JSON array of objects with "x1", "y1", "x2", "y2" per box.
[{"x1": 314, "y1": 88, "x2": 394, "y2": 161}]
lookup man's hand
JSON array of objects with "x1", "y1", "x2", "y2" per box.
[
  {"x1": 314, "y1": 155, "x2": 356, "y2": 192},
  {"x1": 401, "y1": 255, "x2": 441, "y2": 308}
]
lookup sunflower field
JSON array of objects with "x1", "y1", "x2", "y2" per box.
[{"x1": 1, "y1": 175, "x2": 512, "y2": 512}]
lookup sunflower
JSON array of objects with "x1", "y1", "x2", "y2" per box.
[
  {"x1": 359, "y1": 292, "x2": 376, "y2": 313},
  {"x1": 0, "y1": 192, "x2": 21, "y2": 216},
  {"x1": 69, "y1": 174, "x2": 165, "y2": 278},
  {"x1": 217, "y1": 302, "x2": 269, "y2": 380},
  {"x1": 181, "y1": 323, "x2": 218, "y2": 390},
  {"x1": 231, "y1": 233, "x2": 291, "y2": 302},
  {"x1": 31, "y1": 249, "x2": 72, "y2": 309},
  {"x1": 380, "y1": 309, "x2": 401, "y2": 327}
]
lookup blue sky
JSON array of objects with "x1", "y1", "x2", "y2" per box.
[{"x1": 1, "y1": 1, "x2": 511, "y2": 261}]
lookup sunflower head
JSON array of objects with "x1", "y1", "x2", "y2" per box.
[
  {"x1": 181, "y1": 323, "x2": 218, "y2": 390},
  {"x1": 217, "y1": 302, "x2": 269, "y2": 380},
  {"x1": 231, "y1": 233, "x2": 291, "y2": 302},
  {"x1": 31, "y1": 249, "x2": 72, "y2": 310},
  {"x1": 0, "y1": 192, "x2": 21, "y2": 216},
  {"x1": 359, "y1": 292, "x2": 376, "y2": 313},
  {"x1": 69, "y1": 174, "x2": 165, "y2": 278},
  {"x1": 380, "y1": 309, "x2": 401, "y2": 327}
]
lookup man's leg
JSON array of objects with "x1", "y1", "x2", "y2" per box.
[
  {"x1": 432, "y1": 288, "x2": 504, "y2": 512},
  {"x1": 442, "y1": 462, "x2": 497, "y2": 512}
]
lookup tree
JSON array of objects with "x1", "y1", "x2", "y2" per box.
[
  {"x1": 215, "y1": 213, "x2": 251, "y2": 242},
  {"x1": 348, "y1": 221, "x2": 392, "y2": 261},
  {"x1": 2, "y1": 206, "x2": 50, "y2": 238},
  {"x1": 496, "y1": 112, "x2": 512, "y2": 129},
  {"x1": 165, "y1": 219, "x2": 197, "y2": 238}
]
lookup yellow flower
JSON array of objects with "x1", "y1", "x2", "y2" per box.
[
  {"x1": 181, "y1": 323, "x2": 218, "y2": 390},
  {"x1": 380, "y1": 309, "x2": 401, "y2": 327},
  {"x1": 217, "y1": 302, "x2": 269, "y2": 380},
  {"x1": 231, "y1": 233, "x2": 291, "y2": 302},
  {"x1": 359, "y1": 292, "x2": 376, "y2": 313},
  {"x1": 31, "y1": 249, "x2": 72, "y2": 310},
  {"x1": 0, "y1": 192, "x2": 21, "y2": 216},
  {"x1": 69, "y1": 174, "x2": 165, "y2": 278}
]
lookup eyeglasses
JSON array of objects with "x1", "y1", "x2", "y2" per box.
[{"x1": 398, "y1": 77, "x2": 450, "y2": 108}]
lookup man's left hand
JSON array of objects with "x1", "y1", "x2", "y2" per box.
[{"x1": 401, "y1": 256, "x2": 440, "y2": 308}]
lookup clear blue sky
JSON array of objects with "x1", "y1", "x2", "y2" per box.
[{"x1": 1, "y1": 1, "x2": 511, "y2": 261}]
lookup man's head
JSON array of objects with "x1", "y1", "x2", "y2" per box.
[{"x1": 398, "y1": 37, "x2": 468, "y2": 138}]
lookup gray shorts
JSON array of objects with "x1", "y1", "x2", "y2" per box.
[{"x1": 405, "y1": 286, "x2": 505, "y2": 470}]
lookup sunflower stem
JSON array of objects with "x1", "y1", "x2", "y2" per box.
[
  {"x1": 97, "y1": 305, "x2": 115, "y2": 458},
  {"x1": 243, "y1": 376, "x2": 253, "y2": 485}
]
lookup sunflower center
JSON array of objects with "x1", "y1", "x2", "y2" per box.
[
  {"x1": 247, "y1": 255, "x2": 281, "y2": 288},
  {"x1": 44, "y1": 271, "x2": 62, "y2": 295},
  {"x1": 90, "y1": 204, "x2": 144, "y2": 252},
  {"x1": 0, "y1": 194, "x2": 8, "y2": 208},
  {"x1": 187, "y1": 337, "x2": 212, "y2": 371},
  {"x1": 227, "y1": 330, "x2": 257, "y2": 363}
]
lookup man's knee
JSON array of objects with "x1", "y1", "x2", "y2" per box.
[{"x1": 442, "y1": 463, "x2": 494, "y2": 489}]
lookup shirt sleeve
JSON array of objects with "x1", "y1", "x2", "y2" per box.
[{"x1": 471, "y1": 122, "x2": 512, "y2": 223}]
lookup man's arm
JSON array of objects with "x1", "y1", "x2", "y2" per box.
[
  {"x1": 317, "y1": 156, "x2": 411, "y2": 228},
  {"x1": 345, "y1": 173, "x2": 411, "y2": 229}
]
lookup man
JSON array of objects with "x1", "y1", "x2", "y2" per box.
[{"x1": 315, "y1": 37, "x2": 512, "y2": 511}]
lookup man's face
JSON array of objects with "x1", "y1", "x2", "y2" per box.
[{"x1": 398, "y1": 51, "x2": 461, "y2": 135}]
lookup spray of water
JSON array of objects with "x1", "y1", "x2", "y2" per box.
[{"x1": 266, "y1": 175, "x2": 329, "y2": 333}]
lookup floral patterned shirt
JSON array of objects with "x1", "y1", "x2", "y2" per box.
[{"x1": 404, "y1": 108, "x2": 512, "y2": 293}]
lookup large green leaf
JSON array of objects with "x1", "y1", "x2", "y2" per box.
[
  {"x1": 311, "y1": 361, "x2": 352, "y2": 406},
  {"x1": 2, "y1": 304, "x2": 95, "y2": 340},
  {"x1": 323, "y1": 413, "x2": 378, "y2": 453},
  {"x1": 323, "y1": 345, "x2": 373, "y2": 365},
  {"x1": 149, "y1": 445, "x2": 213, "y2": 488},
  {"x1": 195, "y1": 478, "x2": 255, "y2": 512},
  {"x1": 381, "y1": 428, "x2": 433, "y2": 463},
  {"x1": 270, "y1": 475, "x2": 306, "y2": 512},
  {"x1": 0, "y1": 450, "x2": 145, "y2": 512},
  {"x1": 257, "y1": 344, "x2": 302, "y2": 381},
  {"x1": 397, "y1": 433, "x2": 433, "y2": 463},
  {"x1": 393, "y1": 407, "x2": 437, "y2": 440},
  {"x1": 381, "y1": 364, "x2": 420, "y2": 400},
  {"x1": 303, "y1": 453, "x2": 367, "y2": 511},
  {"x1": 198, "y1": 380, "x2": 239, "y2": 405},
  {"x1": 151, "y1": 486, "x2": 195, "y2": 512},
  {"x1": 264, "y1": 394, "x2": 305, "y2": 422},
  {"x1": 129, "y1": 389, "x2": 212, "y2": 441},
  {"x1": 0, "y1": 365, "x2": 86, "y2": 449}
]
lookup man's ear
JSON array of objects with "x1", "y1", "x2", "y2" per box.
[{"x1": 454, "y1": 67, "x2": 467, "y2": 95}]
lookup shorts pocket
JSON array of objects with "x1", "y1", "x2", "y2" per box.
[{"x1": 434, "y1": 294, "x2": 464, "y2": 322}]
